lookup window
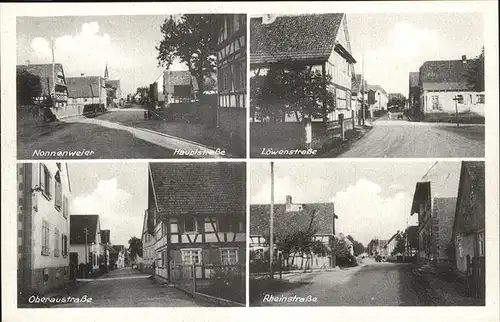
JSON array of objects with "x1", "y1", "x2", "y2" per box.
[
  {"x1": 181, "y1": 249, "x2": 201, "y2": 264},
  {"x1": 220, "y1": 248, "x2": 239, "y2": 265},
  {"x1": 39, "y1": 164, "x2": 52, "y2": 200},
  {"x1": 477, "y1": 94, "x2": 485, "y2": 104},
  {"x1": 184, "y1": 217, "x2": 198, "y2": 233},
  {"x1": 62, "y1": 196, "x2": 69, "y2": 218},
  {"x1": 61, "y1": 234, "x2": 68, "y2": 257},
  {"x1": 54, "y1": 180, "x2": 62, "y2": 211},
  {"x1": 54, "y1": 228, "x2": 60, "y2": 257},
  {"x1": 41, "y1": 220, "x2": 50, "y2": 255},
  {"x1": 478, "y1": 232, "x2": 485, "y2": 257}
]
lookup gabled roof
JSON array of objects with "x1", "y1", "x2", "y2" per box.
[
  {"x1": 411, "y1": 162, "x2": 461, "y2": 214},
  {"x1": 367, "y1": 84, "x2": 387, "y2": 96},
  {"x1": 149, "y1": 163, "x2": 246, "y2": 218},
  {"x1": 409, "y1": 72, "x2": 419, "y2": 88},
  {"x1": 251, "y1": 14, "x2": 354, "y2": 65},
  {"x1": 70, "y1": 215, "x2": 100, "y2": 244},
  {"x1": 163, "y1": 70, "x2": 199, "y2": 94},
  {"x1": 419, "y1": 59, "x2": 472, "y2": 91},
  {"x1": 17, "y1": 63, "x2": 66, "y2": 96},
  {"x1": 250, "y1": 202, "x2": 336, "y2": 237},
  {"x1": 66, "y1": 76, "x2": 104, "y2": 98}
]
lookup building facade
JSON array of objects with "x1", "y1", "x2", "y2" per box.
[
  {"x1": 250, "y1": 195, "x2": 337, "y2": 270},
  {"x1": 250, "y1": 13, "x2": 357, "y2": 124},
  {"x1": 411, "y1": 162, "x2": 461, "y2": 267},
  {"x1": 140, "y1": 210, "x2": 156, "y2": 274},
  {"x1": 367, "y1": 85, "x2": 388, "y2": 112},
  {"x1": 16, "y1": 63, "x2": 68, "y2": 108},
  {"x1": 147, "y1": 162, "x2": 246, "y2": 281},
  {"x1": 216, "y1": 14, "x2": 247, "y2": 141},
  {"x1": 163, "y1": 70, "x2": 199, "y2": 105},
  {"x1": 418, "y1": 56, "x2": 485, "y2": 121},
  {"x1": 452, "y1": 162, "x2": 485, "y2": 274},
  {"x1": 69, "y1": 215, "x2": 106, "y2": 275},
  {"x1": 66, "y1": 76, "x2": 108, "y2": 113},
  {"x1": 17, "y1": 162, "x2": 71, "y2": 300}
]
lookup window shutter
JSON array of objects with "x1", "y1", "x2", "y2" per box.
[{"x1": 39, "y1": 164, "x2": 44, "y2": 190}]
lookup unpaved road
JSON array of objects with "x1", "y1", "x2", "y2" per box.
[{"x1": 339, "y1": 120, "x2": 484, "y2": 158}]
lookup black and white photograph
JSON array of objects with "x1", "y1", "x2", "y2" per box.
[
  {"x1": 249, "y1": 161, "x2": 485, "y2": 306},
  {"x1": 17, "y1": 162, "x2": 246, "y2": 308},
  {"x1": 250, "y1": 13, "x2": 485, "y2": 158},
  {"x1": 16, "y1": 14, "x2": 247, "y2": 159}
]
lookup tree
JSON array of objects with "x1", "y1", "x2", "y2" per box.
[
  {"x1": 17, "y1": 70, "x2": 42, "y2": 105},
  {"x1": 128, "y1": 237, "x2": 143, "y2": 260},
  {"x1": 156, "y1": 14, "x2": 222, "y2": 98},
  {"x1": 391, "y1": 231, "x2": 406, "y2": 256},
  {"x1": 251, "y1": 61, "x2": 336, "y2": 122},
  {"x1": 464, "y1": 47, "x2": 485, "y2": 92}
]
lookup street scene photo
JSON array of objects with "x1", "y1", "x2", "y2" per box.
[
  {"x1": 17, "y1": 14, "x2": 246, "y2": 159},
  {"x1": 249, "y1": 13, "x2": 485, "y2": 158},
  {"x1": 17, "y1": 162, "x2": 246, "y2": 308},
  {"x1": 249, "y1": 161, "x2": 485, "y2": 306}
]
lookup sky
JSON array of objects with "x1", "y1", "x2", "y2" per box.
[
  {"x1": 67, "y1": 163, "x2": 148, "y2": 247},
  {"x1": 16, "y1": 15, "x2": 188, "y2": 96},
  {"x1": 249, "y1": 161, "x2": 450, "y2": 245},
  {"x1": 347, "y1": 13, "x2": 484, "y2": 96}
]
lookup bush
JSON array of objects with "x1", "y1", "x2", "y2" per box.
[
  {"x1": 198, "y1": 266, "x2": 245, "y2": 304},
  {"x1": 337, "y1": 254, "x2": 358, "y2": 267}
]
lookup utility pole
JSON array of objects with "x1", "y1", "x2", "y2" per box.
[
  {"x1": 361, "y1": 52, "x2": 365, "y2": 125},
  {"x1": 84, "y1": 228, "x2": 89, "y2": 276},
  {"x1": 269, "y1": 161, "x2": 275, "y2": 279}
]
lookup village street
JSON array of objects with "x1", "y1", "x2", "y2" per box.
[
  {"x1": 17, "y1": 105, "x2": 229, "y2": 159},
  {"x1": 49, "y1": 267, "x2": 213, "y2": 308},
  {"x1": 338, "y1": 119, "x2": 484, "y2": 158},
  {"x1": 254, "y1": 260, "x2": 421, "y2": 306}
]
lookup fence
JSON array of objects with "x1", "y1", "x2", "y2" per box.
[{"x1": 169, "y1": 262, "x2": 245, "y2": 305}]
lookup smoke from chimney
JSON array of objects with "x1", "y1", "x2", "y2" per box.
[{"x1": 25, "y1": 60, "x2": 30, "y2": 66}]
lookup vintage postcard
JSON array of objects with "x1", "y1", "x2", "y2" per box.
[{"x1": 1, "y1": 1, "x2": 499, "y2": 322}]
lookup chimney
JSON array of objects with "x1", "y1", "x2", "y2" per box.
[
  {"x1": 81, "y1": 73, "x2": 84, "y2": 77},
  {"x1": 462, "y1": 55, "x2": 467, "y2": 64}
]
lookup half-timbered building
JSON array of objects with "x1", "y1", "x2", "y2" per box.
[
  {"x1": 250, "y1": 195, "x2": 337, "y2": 270},
  {"x1": 16, "y1": 63, "x2": 68, "y2": 108},
  {"x1": 250, "y1": 13, "x2": 357, "y2": 123},
  {"x1": 147, "y1": 162, "x2": 246, "y2": 280},
  {"x1": 216, "y1": 14, "x2": 247, "y2": 141}
]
